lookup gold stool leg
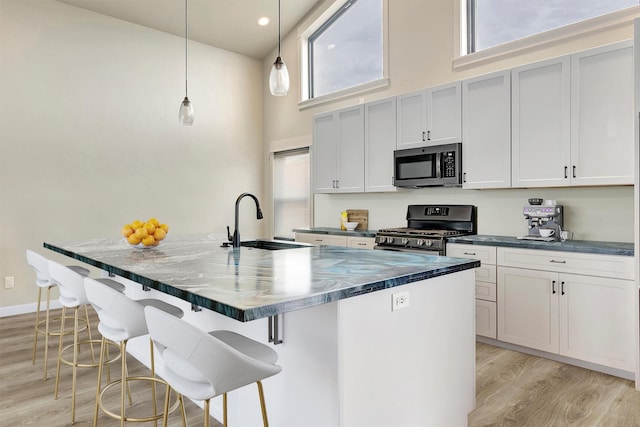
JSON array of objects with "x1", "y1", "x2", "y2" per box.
[
  {"x1": 149, "y1": 338, "x2": 158, "y2": 427},
  {"x1": 32, "y1": 287, "x2": 43, "y2": 365},
  {"x1": 162, "y1": 383, "x2": 171, "y2": 427},
  {"x1": 205, "y1": 398, "x2": 212, "y2": 427},
  {"x1": 84, "y1": 304, "x2": 96, "y2": 363},
  {"x1": 54, "y1": 305, "x2": 67, "y2": 400},
  {"x1": 179, "y1": 393, "x2": 187, "y2": 427},
  {"x1": 71, "y1": 306, "x2": 80, "y2": 424},
  {"x1": 120, "y1": 340, "x2": 128, "y2": 427},
  {"x1": 93, "y1": 335, "x2": 107, "y2": 427},
  {"x1": 257, "y1": 380, "x2": 269, "y2": 427},
  {"x1": 42, "y1": 286, "x2": 53, "y2": 380}
]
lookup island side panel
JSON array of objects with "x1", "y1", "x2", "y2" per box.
[{"x1": 337, "y1": 269, "x2": 476, "y2": 427}]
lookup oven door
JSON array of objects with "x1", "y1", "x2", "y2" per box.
[{"x1": 374, "y1": 245, "x2": 443, "y2": 256}]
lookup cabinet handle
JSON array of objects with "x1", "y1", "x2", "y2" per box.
[
  {"x1": 549, "y1": 259, "x2": 566, "y2": 264},
  {"x1": 463, "y1": 172, "x2": 467, "y2": 183},
  {"x1": 332, "y1": 180, "x2": 335, "y2": 188},
  {"x1": 314, "y1": 239, "x2": 323, "y2": 242},
  {"x1": 463, "y1": 252, "x2": 476, "y2": 256},
  {"x1": 572, "y1": 165, "x2": 576, "y2": 178},
  {"x1": 335, "y1": 180, "x2": 339, "y2": 188},
  {"x1": 552, "y1": 280, "x2": 556, "y2": 294},
  {"x1": 561, "y1": 281, "x2": 565, "y2": 295},
  {"x1": 357, "y1": 243, "x2": 366, "y2": 246},
  {"x1": 427, "y1": 130, "x2": 431, "y2": 141},
  {"x1": 564, "y1": 166, "x2": 568, "y2": 179},
  {"x1": 422, "y1": 131, "x2": 426, "y2": 141}
]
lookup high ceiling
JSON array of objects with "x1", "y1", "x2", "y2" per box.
[{"x1": 57, "y1": 0, "x2": 323, "y2": 59}]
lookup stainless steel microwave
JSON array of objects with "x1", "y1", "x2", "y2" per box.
[{"x1": 393, "y1": 143, "x2": 462, "y2": 188}]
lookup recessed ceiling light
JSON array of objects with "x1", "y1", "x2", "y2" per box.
[
  {"x1": 328, "y1": 43, "x2": 336, "y2": 50},
  {"x1": 258, "y1": 16, "x2": 270, "y2": 26}
]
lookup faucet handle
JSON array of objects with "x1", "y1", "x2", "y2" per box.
[{"x1": 227, "y1": 225, "x2": 232, "y2": 242}]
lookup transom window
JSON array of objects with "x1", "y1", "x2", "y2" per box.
[
  {"x1": 307, "y1": 0, "x2": 383, "y2": 99},
  {"x1": 467, "y1": 0, "x2": 639, "y2": 53}
]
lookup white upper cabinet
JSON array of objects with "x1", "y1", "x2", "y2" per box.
[
  {"x1": 570, "y1": 40, "x2": 634, "y2": 186},
  {"x1": 365, "y1": 97, "x2": 397, "y2": 192},
  {"x1": 396, "y1": 82, "x2": 462, "y2": 150},
  {"x1": 512, "y1": 57, "x2": 571, "y2": 188},
  {"x1": 462, "y1": 70, "x2": 512, "y2": 189},
  {"x1": 312, "y1": 106, "x2": 365, "y2": 193}
]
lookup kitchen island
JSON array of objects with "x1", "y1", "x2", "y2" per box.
[{"x1": 45, "y1": 233, "x2": 479, "y2": 427}]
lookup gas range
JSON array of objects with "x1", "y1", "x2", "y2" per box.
[{"x1": 374, "y1": 205, "x2": 477, "y2": 255}]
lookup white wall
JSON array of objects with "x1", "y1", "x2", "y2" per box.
[
  {"x1": 262, "y1": 0, "x2": 637, "y2": 243},
  {"x1": 0, "y1": 0, "x2": 265, "y2": 308}
]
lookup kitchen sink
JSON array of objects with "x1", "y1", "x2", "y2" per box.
[{"x1": 239, "y1": 240, "x2": 311, "y2": 250}]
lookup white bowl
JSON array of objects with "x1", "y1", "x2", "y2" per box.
[{"x1": 344, "y1": 221, "x2": 359, "y2": 231}]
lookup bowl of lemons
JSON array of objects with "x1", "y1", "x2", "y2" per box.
[{"x1": 121, "y1": 218, "x2": 169, "y2": 248}]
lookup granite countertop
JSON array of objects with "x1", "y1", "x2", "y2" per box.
[
  {"x1": 447, "y1": 235, "x2": 634, "y2": 257},
  {"x1": 293, "y1": 227, "x2": 377, "y2": 238},
  {"x1": 44, "y1": 233, "x2": 479, "y2": 322}
]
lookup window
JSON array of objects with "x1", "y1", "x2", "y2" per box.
[
  {"x1": 307, "y1": 0, "x2": 383, "y2": 99},
  {"x1": 467, "y1": 0, "x2": 638, "y2": 53},
  {"x1": 272, "y1": 149, "x2": 310, "y2": 240}
]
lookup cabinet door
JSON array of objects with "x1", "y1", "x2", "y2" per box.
[
  {"x1": 295, "y1": 233, "x2": 347, "y2": 246},
  {"x1": 512, "y1": 57, "x2": 571, "y2": 187},
  {"x1": 396, "y1": 90, "x2": 428, "y2": 150},
  {"x1": 497, "y1": 267, "x2": 559, "y2": 353},
  {"x1": 476, "y1": 299, "x2": 497, "y2": 339},
  {"x1": 313, "y1": 112, "x2": 338, "y2": 193},
  {"x1": 336, "y1": 106, "x2": 365, "y2": 192},
  {"x1": 427, "y1": 81, "x2": 462, "y2": 144},
  {"x1": 559, "y1": 273, "x2": 635, "y2": 371},
  {"x1": 462, "y1": 70, "x2": 512, "y2": 189},
  {"x1": 365, "y1": 98, "x2": 397, "y2": 192},
  {"x1": 570, "y1": 41, "x2": 634, "y2": 185}
]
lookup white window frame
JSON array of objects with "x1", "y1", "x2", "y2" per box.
[
  {"x1": 297, "y1": 0, "x2": 389, "y2": 110},
  {"x1": 453, "y1": 2, "x2": 640, "y2": 69}
]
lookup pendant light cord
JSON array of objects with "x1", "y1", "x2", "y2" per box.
[
  {"x1": 184, "y1": 0, "x2": 189, "y2": 97},
  {"x1": 277, "y1": 0, "x2": 281, "y2": 56}
]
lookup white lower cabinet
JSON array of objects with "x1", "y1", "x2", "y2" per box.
[
  {"x1": 295, "y1": 233, "x2": 375, "y2": 249},
  {"x1": 497, "y1": 247, "x2": 635, "y2": 372},
  {"x1": 447, "y1": 243, "x2": 497, "y2": 339}
]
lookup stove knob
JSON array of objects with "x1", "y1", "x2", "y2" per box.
[
  {"x1": 386, "y1": 237, "x2": 394, "y2": 244},
  {"x1": 401, "y1": 238, "x2": 409, "y2": 245},
  {"x1": 416, "y1": 239, "x2": 424, "y2": 246},
  {"x1": 424, "y1": 240, "x2": 433, "y2": 247}
]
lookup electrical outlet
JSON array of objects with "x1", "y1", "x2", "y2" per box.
[
  {"x1": 392, "y1": 291, "x2": 409, "y2": 311},
  {"x1": 4, "y1": 276, "x2": 15, "y2": 289}
]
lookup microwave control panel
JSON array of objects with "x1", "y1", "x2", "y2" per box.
[{"x1": 443, "y1": 151, "x2": 456, "y2": 178}]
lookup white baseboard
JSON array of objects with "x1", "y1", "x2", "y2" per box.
[{"x1": 0, "y1": 300, "x2": 63, "y2": 318}]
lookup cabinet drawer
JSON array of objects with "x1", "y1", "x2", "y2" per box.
[
  {"x1": 497, "y1": 247, "x2": 634, "y2": 280},
  {"x1": 347, "y1": 237, "x2": 375, "y2": 250},
  {"x1": 475, "y1": 281, "x2": 496, "y2": 302},
  {"x1": 295, "y1": 233, "x2": 347, "y2": 247},
  {"x1": 447, "y1": 244, "x2": 497, "y2": 264},
  {"x1": 475, "y1": 264, "x2": 496, "y2": 284},
  {"x1": 476, "y1": 299, "x2": 497, "y2": 339}
]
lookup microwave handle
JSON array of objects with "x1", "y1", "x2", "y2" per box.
[{"x1": 435, "y1": 153, "x2": 442, "y2": 179}]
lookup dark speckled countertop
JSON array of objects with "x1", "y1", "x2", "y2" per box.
[
  {"x1": 293, "y1": 227, "x2": 377, "y2": 238},
  {"x1": 447, "y1": 235, "x2": 634, "y2": 257},
  {"x1": 44, "y1": 233, "x2": 479, "y2": 322}
]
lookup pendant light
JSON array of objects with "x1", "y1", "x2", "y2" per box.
[
  {"x1": 269, "y1": 0, "x2": 290, "y2": 96},
  {"x1": 179, "y1": 0, "x2": 194, "y2": 125}
]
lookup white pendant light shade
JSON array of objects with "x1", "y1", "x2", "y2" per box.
[
  {"x1": 179, "y1": 96, "x2": 194, "y2": 125},
  {"x1": 269, "y1": 57, "x2": 289, "y2": 96}
]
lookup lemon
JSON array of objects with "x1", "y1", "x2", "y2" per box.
[
  {"x1": 159, "y1": 223, "x2": 169, "y2": 233},
  {"x1": 153, "y1": 228, "x2": 166, "y2": 241},
  {"x1": 134, "y1": 227, "x2": 148, "y2": 239},
  {"x1": 127, "y1": 234, "x2": 141, "y2": 245},
  {"x1": 147, "y1": 217, "x2": 160, "y2": 227},
  {"x1": 121, "y1": 225, "x2": 134, "y2": 237},
  {"x1": 130, "y1": 220, "x2": 143, "y2": 230},
  {"x1": 144, "y1": 222, "x2": 156, "y2": 234},
  {"x1": 141, "y1": 235, "x2": 156, "y2": 246}
]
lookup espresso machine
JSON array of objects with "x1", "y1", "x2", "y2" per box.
[{"x1": 519, "y1": 199, "x2": 564, "y2": 241}]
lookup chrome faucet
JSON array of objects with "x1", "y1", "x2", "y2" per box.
[{"x1": 231, "y1": 192, "x2": 263, "y2": 248}]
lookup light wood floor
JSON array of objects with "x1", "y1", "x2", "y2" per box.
[{"x1": 2, "y1": 310, "x2": 639, "y2": 426}]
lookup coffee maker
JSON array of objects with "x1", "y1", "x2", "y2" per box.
[{"x1": 519, "y1": 199, "x2": 564, "y2": 241}]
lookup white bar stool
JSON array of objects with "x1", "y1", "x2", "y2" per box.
[
  {"x1": 48, "y1": 260, "x2": 125, "y2": 424},
  {"x1": 84, "y1": 277, "x2": 185, "y2": 427},
  {"x1": 144, "y1": 306, "x2": 282, "y2": 427},
  {"x1": 26, "y1": 249, "x2": 91, "y2": 380}
]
